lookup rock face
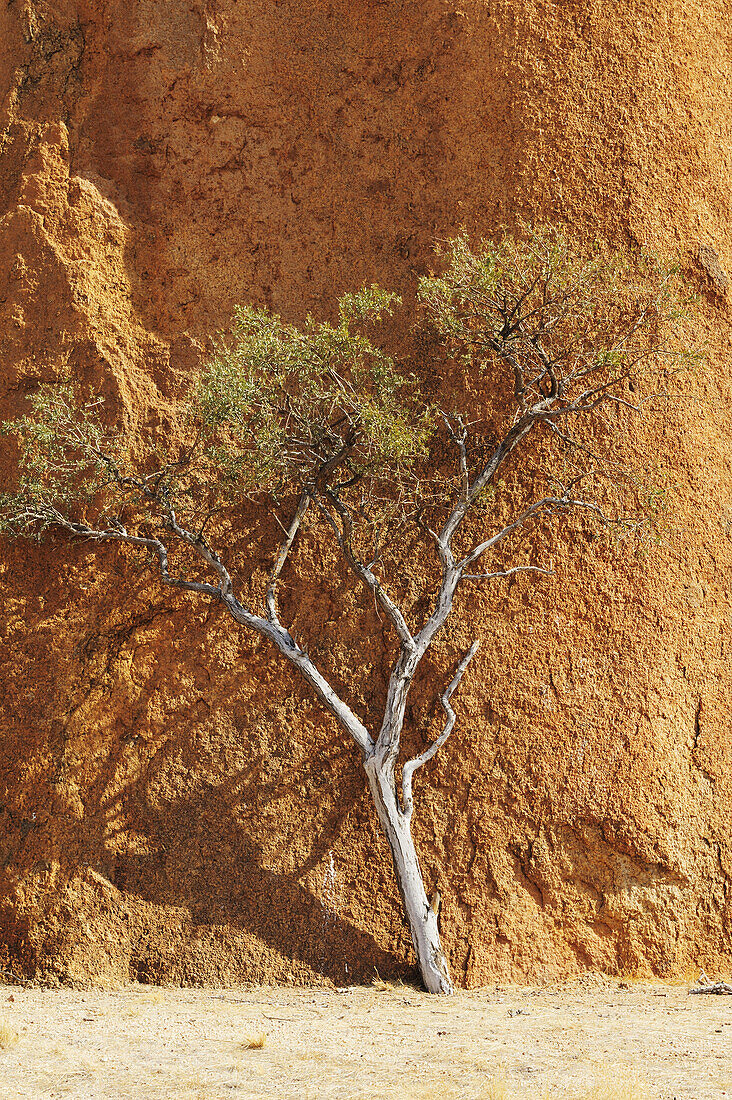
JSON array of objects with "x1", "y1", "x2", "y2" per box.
[{"x1": 1, "y1": 0, "x2": 731, "y2": 987}]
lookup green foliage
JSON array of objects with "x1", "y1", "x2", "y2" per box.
[
  {"x1": 0, "y1": 385, "x2": 120, "y2": 536},
  {"x1": 0, "y1": 228, "x2": 696, "y2": 557},
  {"x1": 0, "y1": 285, "x2": 432, "y2": 540},
  {"x1": 418, "y1": 223, "x2": 695, "y2": 417},
  {"x1": 194, "y1": 284, "x2": 429, "y2": 502}
]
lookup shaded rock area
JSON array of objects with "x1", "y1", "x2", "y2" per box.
[{"x1": 0, "y1": 0, "x2": 731, "y2": 988}]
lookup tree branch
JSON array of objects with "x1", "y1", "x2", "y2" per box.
[
  {"x1": 265, "y1": 491, "x2": 310, "y2": 623},
  {"x1": 401, "y1": 641, "x2": 479, "y2": 816},
  {"x1": 462, "y1": 565, "x2": 554, "y2": 581},
  {"x1": 220, "y1": 592, "x2": 374, "y2": 758},
  {"x1": 440, "y1": 412, "x2": 469, "y2": 500},
  {"x1": 35, "y1": 510, "x2": 223, "y2": 599},
  {"x1": 163, "y1": 507, "x2": 234, "y2": 596},
  {"x1": 315, "y1": 489, "x2": 415, "y2": 650},
  {"x1": 87, "y1": 450, "x2": 236, "y2": 597},
  {"x1": 457, "y1": 493, "x2": 604, "y2": 571},
  {"x1": 438, "y1": 413, "x2": 538, "y2": 551},
  {"x1": 25, "y1": 503, "x2": 377, "y2": 760}
]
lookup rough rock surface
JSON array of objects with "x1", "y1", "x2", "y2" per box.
[{"x1": 0, "y1": 0, "x2": 731, "y2": 988}]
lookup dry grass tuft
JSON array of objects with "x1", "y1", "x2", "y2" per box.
[
  {"x1": 578, "y1": 1074, "x2": 650, "y2": 1100},
  {"x1": 371, "y1": 971, "x2": 421, "y2": 994},
  {"x1": 469, "y1": 1062, "x2": 651, "y2": 1100},
  {"x1": 479, "y1": 1068, "x2": 509, "y2": 1099},
  {"x1": 240, "y1": 1032, "x2": 267, "y2": 1050},
  {"x1": 540, "y1": 1063, "x2": 651, "y2": 1100},
  {"x1": 0, "y1": 1018, "x2": 20, "y2": 1049}
]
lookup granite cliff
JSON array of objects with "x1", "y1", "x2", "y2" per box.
[{"x1": 1, "y1": 0, "x2": 731, "y2": 987}]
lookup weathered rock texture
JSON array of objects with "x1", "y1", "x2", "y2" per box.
[{"x1": 1, "y1": 0, "x2": 731, "y2": 987}]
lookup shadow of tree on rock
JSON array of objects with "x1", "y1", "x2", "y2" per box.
[{"x1": 105, "y1": 765, "x2": 416, "y2": 988}]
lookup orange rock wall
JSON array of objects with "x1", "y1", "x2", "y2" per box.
[{"x1": 1, "y1": 0, "x2": 731, "y2": 987}]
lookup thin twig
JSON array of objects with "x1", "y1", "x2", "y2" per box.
[
  {"x1": 266, "y1": 492, "x2": 310, "y2": 623},
  {"x1": 462, "y1": 565, "x2": 554, "y2": 581}
]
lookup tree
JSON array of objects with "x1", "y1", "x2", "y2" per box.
[{"x1": 0, "y1": 226, "x2": 691, "y2": 994}]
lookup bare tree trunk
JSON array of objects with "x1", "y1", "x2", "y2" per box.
[{"x1": 363, "y1": 755, "x2": 453, "y2": 995}]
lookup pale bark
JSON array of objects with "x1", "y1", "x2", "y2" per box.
[{"x1": 363, "y1": 755, "x2": 452, "y2": 995}]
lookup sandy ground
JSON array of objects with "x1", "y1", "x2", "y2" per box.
[{"x1": 0, "y1": 979, "x2": 730, "y2": 1099}]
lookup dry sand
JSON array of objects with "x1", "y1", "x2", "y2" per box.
[{"x1": 0, "y1": 979, "x2": 729, "y2": 1099}]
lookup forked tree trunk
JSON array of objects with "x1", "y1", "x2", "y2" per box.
[
  {"x1": 363, "y1": 755, "x2": 453, "y2": 995},
  {"x1": 226, "y1": 605, "x2": 454, "y2": 991}
]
